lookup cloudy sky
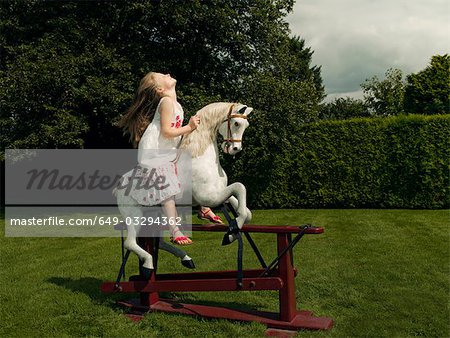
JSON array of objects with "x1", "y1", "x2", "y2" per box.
[{"x1": 286, "y1": 0, "x2": 449, "y2": 101}]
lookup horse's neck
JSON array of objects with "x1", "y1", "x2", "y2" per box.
[
  {"x1": 191, "y1": 142, "x2": 225, "y2": 179},
  {"x1": 212, "y1": 141, "x2": 221, "y2": 165},
  {"x1": 195, "y1": 141, "x2": 221, "y2": 163}
]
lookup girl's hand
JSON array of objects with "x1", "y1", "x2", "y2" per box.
[{"x1": 189, "y1": 115, "x2": 200, "y2": 131}]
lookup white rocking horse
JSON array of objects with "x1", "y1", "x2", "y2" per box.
[{"x1": 113, "y1": 102, "x2": 254, "y2": 277}]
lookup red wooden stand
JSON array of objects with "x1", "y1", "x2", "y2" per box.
[{"x1": 101, "y1": 223, "x2": 333, "y2": 333}]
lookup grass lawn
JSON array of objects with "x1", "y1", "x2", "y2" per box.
[{"x1": 0, "y1": 209, "x2": 448, "y2": 337}]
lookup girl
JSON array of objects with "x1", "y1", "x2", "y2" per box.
[{"x1": 117, "y1": 72, "x2": 222, "y2": 245}]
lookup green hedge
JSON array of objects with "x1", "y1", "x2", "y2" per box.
[{"x1": 238, "y1": 114, "x2": 450, "y2": 209}]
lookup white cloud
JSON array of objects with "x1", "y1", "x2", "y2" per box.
[{"x1": 286, "y1": 0, "x2": 449, "y2": 101}]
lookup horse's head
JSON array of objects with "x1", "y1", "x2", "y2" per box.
[
  {"x1": 180, "y1": 102, "x2": 254, "y2": 158},
  {"x1": 218, "y1": 104, "x2": 254, "y2": 156}
]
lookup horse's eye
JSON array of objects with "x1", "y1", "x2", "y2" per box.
[{"x1": 234, "y1": 121, "x2": 239, "y2": 127}]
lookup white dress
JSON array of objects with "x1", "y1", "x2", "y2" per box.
[{"x1": 121, "y1": 98, "x2": 184, "y2": 206}]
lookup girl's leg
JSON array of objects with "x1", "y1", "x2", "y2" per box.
[{"x1": 161, "y1": 196, "x2": 192, "y2": 245}]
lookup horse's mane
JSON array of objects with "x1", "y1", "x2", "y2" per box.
[{"x1": 179, "y1": 102, "x2": 233, "y2": 157}]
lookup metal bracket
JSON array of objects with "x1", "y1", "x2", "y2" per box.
[{"x1": 259, "y1": 225, "x2": 311, "y2": 277}]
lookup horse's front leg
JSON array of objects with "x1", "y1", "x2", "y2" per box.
[
  {"x1": 228, "y1": 182, "x2": 248, "y2": 229},
  {"x1": 227, "y1": 196, "x2": 252, "y2": 223},
  {"x1": 197, "y1": 182, "x2": 247, "y2": 244},
  {"x1": 202, "y1": 182, "x2": 247, "y2": 228}
]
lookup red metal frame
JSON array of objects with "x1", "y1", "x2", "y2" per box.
[{"x1": 101, "y1": 224, "x2": 333, "y2": 332}]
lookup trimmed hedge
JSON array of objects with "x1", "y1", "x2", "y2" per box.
[{"x1": 240, "y1": 114, "x2": 450, "y2": 209}]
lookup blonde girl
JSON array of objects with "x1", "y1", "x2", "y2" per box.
[
  {"x1": 118, "y1": 72, "x2": 222, "y2": 245},
  {"x1": 117, "y1": 72, "x2": 198, "y2": 245}
]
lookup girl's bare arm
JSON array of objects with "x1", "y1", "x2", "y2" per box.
[{"x1": 160, "y1": 97, "x2": 198, "y2": 138}]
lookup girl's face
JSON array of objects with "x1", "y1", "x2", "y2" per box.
[{"x1": 153, "y1": 73, "x2": 176, "y2": 94}]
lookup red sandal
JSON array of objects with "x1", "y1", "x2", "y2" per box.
[
  {"x1": 169, "y1": 225, "x2": 193, "y2": 245},
  {"x1": 197, "y1": 208, "x2": 224, "y2": 224}
]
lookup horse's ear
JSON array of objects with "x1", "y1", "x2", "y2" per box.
[
  {"x1": 238, "y1": 106, "x2": 247, "y2": 114},
  {"x1": 237, "y1": 105, "x2": 254, "y2": 116},
  {"x1": 243, "y1": 107, "x2": 253, "y2": 116}
]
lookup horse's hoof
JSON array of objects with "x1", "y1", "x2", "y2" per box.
[
  {"x1": 222, "y1": 232, "x2": 231, "y2": 245},
  {"x1": 181, "y1": 259, "x2": 196, "y2": 269},
  {"x1": 141, "y1": 267, "x2": 154, "y2": 280},
  {"x1": 221, "y1": 232, "x2": 236, "y2": 245}
]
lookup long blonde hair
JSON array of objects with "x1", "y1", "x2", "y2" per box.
[{"x1": 116, "y1": 72, "x2": 162, "y2": 148}]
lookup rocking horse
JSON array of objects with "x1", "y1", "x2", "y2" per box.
[
  {"x1": 112, "y1": 102, "x2": 253, "y2": 276},
  {"x1": 104, "y1": 102, "x2": 333, "y2": 334}
]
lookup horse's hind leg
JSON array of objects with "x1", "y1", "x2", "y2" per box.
[
  {"x1": 158, "y1": 238, "x2": 186, "y2": 258},
  {"x1": 158, "y1": 239, "x2": 196, "y2": 269},
  {"x1": 116, "y1": 195, "x2": 154, "y2": 279}
]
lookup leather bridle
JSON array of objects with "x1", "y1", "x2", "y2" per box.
[{"x1": 223, "y1": 104, "x2": 248, "y2": 149}]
